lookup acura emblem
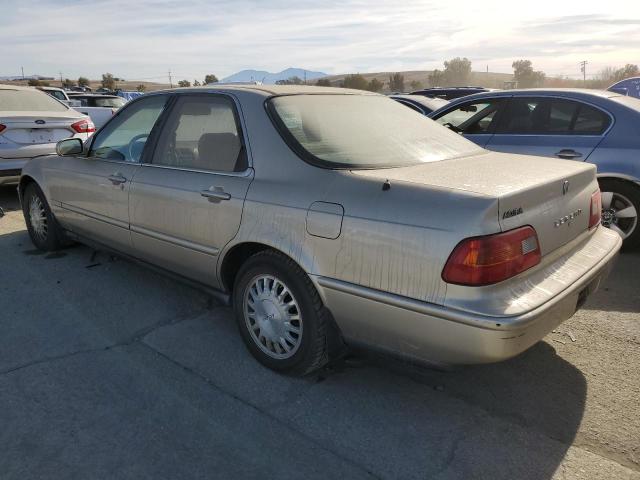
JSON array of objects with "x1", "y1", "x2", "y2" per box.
[
  {"x1": 35, "y1": 119, "x2": 46, "y2": 125},
  {"x1": 562, "y1": 180, "x2": 570, "y2": 195}
]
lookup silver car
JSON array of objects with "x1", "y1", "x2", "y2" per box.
[
  {"x1": 0, "y1": 85, "x2": 94, "y2": 185},
  {"x1": 19, "y1": 85, "x2": 621, "y2": 374}
]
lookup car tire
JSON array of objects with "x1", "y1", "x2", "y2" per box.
[
  {"x1": 233, "y1": 250, "x2": 329, "y2": 375},
  {"x1": 22, "y1": 183, "x2": 66, "y2": 252},
  {"x1": 598, "y1": 179, "x2": 640, "y2": 249}
]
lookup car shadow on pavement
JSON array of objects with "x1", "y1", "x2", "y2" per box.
[
  {"x1": 582, "y1": 250, "x2": 640, "y2": 313},
  {"x1": 0, "y1": 185, "x2": 20, "y2": 214}
]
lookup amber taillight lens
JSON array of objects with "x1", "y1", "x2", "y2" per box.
[{"x1": 442, "y1": 226, "x2": 541, "y2": 286}]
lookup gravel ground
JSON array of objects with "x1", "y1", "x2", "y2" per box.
[{"x1": 0, "y1": 185, "x2": 638, "y2": 480}]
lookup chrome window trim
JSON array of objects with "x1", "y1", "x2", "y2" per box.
[{"x1": 139, "y1": 162, "x2": 253, "y2": 178}]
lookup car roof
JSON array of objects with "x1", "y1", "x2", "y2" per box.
[
  {"x1": 460, "y1": 88, "x2": 621, "y2": 100},
  {"x1": 155, "y1": 84, "x2": 379, "y2": 97}
]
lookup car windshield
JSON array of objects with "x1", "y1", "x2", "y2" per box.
[
  {"x1": 0, "y1": 89, "x2": 68, "y2": 112},
  {"x1": 269, "y1": 94, "x2": 482, "y2": 169}
]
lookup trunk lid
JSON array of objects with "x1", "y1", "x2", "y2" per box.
[
  {"x1": 0, "y1": 111, "x2": 84, "y2": 148},
  {"x1": 352, "y1": 151, "x2": 597, "y2": 255}
]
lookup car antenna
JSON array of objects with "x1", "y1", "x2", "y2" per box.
[{"x1": 382, "y1": 179, "x2": 391, "y2": 191}]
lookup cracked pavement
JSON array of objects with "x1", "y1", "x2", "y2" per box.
[{"x1": 0, "y1": 186, "x2": 639, "y2": 479}]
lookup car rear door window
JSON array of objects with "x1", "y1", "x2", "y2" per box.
[
  {"x1": 152, "y1": 95, "x2": 246, "y2": 173},
  {"x1": 573, "y1": 104, "x2": 610, "y2": 134},
  {"x1": 88, "y1": 94, "x2": 168, "y2": 162},
  {"x1": 498, "y1": 98, "x2": 610, "y2": 135},
  {"x1": 434, "y1": 99, "x2": 504, "y2": 134}
]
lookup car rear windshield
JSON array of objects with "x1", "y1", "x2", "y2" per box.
[
  {"x1": 94, "y1": 97, "x2": 126, "y2": 108},
  {"x1": 0, "y1": 89, "x2": 68, "y2": 112},
  {"x1": 268, "y1": 94, "x2": 482, "y2": 169}
]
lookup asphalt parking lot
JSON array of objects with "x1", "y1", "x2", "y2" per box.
[{"x1": 0, "y1": 185, "x2": 638, "y2": 480}]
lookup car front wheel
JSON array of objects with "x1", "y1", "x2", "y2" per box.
[
  {"x1": 233, "y1": 250, "x2": 329, "y2": 375},
  {"x1": 22, "y1": 183, "x2": 65, "y2": 252}
]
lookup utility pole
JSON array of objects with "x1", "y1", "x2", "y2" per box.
[
  {"x1": 21, "y1": 66, "x2": 24, "y2": 80},
  {"x1": 168, "y1": 69, "x2": 173, "y2": 88},
  {"x1": 580, "y1": 61, "x2": 587, "y2": 83},
  {"x1": 59, "y1": 71, "x2": 63, "y2": 86}
]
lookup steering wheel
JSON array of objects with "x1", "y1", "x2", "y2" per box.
[
  {"x1": 443, "y1": 122, "x2": 462, "y2": 133},
  {"x1": 127, "y1": 133, "x2": 149, "y2": 162}
]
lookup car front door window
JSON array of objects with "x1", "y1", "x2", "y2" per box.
[
  {"x1": 435, "y1": 100, "x2": 502, "y2": 134},
  {"x1": 88, "y1": 95, "x2": 168, "y2": 163}
]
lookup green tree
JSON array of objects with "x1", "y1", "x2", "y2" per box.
[
  {"x1": 193, "y1": 80, "x2": 201, "y2": 86},
  {"x1": 101, "y1": 73, "x2": 116, "y2": 90},
  {"x1": 512, "y1": 60, "x2": 545, "y2": 88},
  {"x1": 136, "y1": 84, "x2": 146, "y2": 92},
  {"x1": 342, "y1": 74, "x2": 369, "y2": 90},
  {"x1": 77, "y1": 76, "x2": 90, "y2": 87},
  {"x1": 204, "y1": 74, "x2": 218, "y2": 84},
  {"x1": 428, "y1": 69, "x2": 444, "y2": 87},
  {"x1": 410, "y1": 80, "x2": 424, "y2": 91},
  {"x1": 443, "y1": 57, "x2": 472, "y2": 86},
  {"x1": 275, "y1": 76, "x2": 304, "y2": 85},
  {"x1": 388, "y1": 73, "x2": 405, "y2": 92},
  {"x1": 315, "y1": 78, "x2": 332, "y2": 87},
  {"x1": 62, "y1": 78, "x2": 74, "y2": 88},
  {"x1": 177, "y1": 79, "x2": 191, "y2": 87},
  {"x1": 366, "y1": 78, "x2": 383, "y2": 92}
]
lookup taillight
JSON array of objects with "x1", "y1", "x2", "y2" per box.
[
  {"x1": 589, "y1": 190, "x2": 601, "y2": 229},
  {"x1": 71, "y1": 119, "x2": 96, "y2": 134},
  {"x1": 0, "y1": 124, "x2": 5, "y2": 133},
  {"x1": 442, "y1": 226, "x2": 541, "y2": 286}
]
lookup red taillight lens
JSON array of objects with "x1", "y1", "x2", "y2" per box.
[
  {"x1": 442, "y1": 226, "x2": 541, "y2": 286},
  {"x1": 71, "y1": 119, "x2": 96, "y2": 134},
  {"x1": 0, "y1": 124, "x2": 6, "y2": 133},
  {"x1": 589, "y1": 190, "x2": 601, "y2": 229}
]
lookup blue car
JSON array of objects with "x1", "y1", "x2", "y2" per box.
[{"x1": 429, "y1": 89, "x2": 640, "y2": 247}]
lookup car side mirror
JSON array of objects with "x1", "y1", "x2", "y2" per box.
[{"x1": 56, "y1": 138, "x2": 83, "y2": 156}]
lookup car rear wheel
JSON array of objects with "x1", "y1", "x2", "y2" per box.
[
  {"x1": 233, "y1": 250, "x2": 329, "y2": 375},
  {"x1": 22, "y1": 183, "x2": 65, "y2": 252},
  {"x1": 598, "y1": 179, "x2": 640, "y2": 249}
]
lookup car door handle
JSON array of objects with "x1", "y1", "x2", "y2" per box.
[
  {"x1": 108, "y1": 173, "x2": 127, "y2": 185},
  {"x1": 555, "y1": 149, "x2": 582, "y2": 159},
  {"x1": 200, "y1": 188, "x2": 231, "y2": 202}
]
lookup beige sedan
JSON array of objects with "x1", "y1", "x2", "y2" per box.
[{"x1": 19, "y1": 85, "x2": 621, "y2": 374}]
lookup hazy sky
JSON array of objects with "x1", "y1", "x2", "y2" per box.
[{"x1": 2, "y1": 0, "x2": 639, "y2": 81}]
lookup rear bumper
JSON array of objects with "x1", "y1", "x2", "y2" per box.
[{"x1": 314, "y1": 227, "x2": 622, "y2": 365}]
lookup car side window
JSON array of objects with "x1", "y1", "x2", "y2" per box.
[
  {"x1": 434, "y1": 100, "x2": 503, "y2": 134},
  {"x1": 89, "y1": 95, "x2": 168, "y2": 163},
  {"x1": 497, "y1": 98, "x2": 610, "y2": 135},
  {"x1": 573, "y1": 103, "x2": 610, "y2": 134},
  {"x1": 152, "y1": 95, "x2": 247, "y2": 173}
]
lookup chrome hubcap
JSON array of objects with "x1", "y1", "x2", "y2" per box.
[
  {"x1": 243, "y1": 274, "x2": 302, "y2": 359},
  {"x1": 601, "y1": 191, "x2": 637, "y2": 240},
  {"x1": 29, "y1": 195, "x2": 48, "y2": 242}
]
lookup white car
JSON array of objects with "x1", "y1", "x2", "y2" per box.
[{"x1": 0, "y1": 85, "x2": 94, "y2": 185}]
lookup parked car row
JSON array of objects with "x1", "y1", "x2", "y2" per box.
[{"x1": 16, "y1": 84, "x2": 622, "y2": 376}]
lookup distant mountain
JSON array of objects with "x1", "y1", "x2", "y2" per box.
[
  {"x1": 222, "y1": 68, "x2": 327, "y2": 84},
  {"x1": 0, "y1": 75, "x2": 54, "y2": 81}
]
